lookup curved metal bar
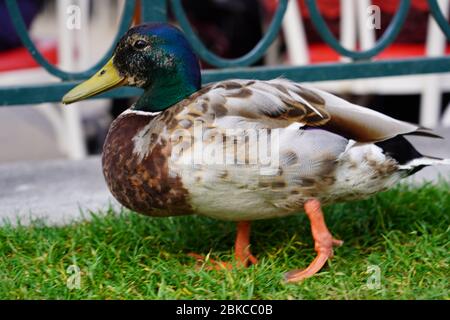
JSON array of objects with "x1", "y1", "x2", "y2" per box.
[
  {"x1": 170, "y1": 0, "x2": 288, "y2": 68},
  {"x1": 305, "y1": 0, "x2": 411, "y2": 60},
  {"x1": 427, "y1": 0, "x2": 450, "y2": 40},
  {"x1": 4, "y1": 0, "x2": 136, "y2": 80}
]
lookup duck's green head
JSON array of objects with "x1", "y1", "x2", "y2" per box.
[{"x1": 62, "y1": 23, "x2": 201, "y2": 111}]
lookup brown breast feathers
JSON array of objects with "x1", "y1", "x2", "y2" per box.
[{"x1": 101, "y1": 111, "x2": 193, "y2": 217}]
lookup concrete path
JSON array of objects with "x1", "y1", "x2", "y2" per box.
[{"x1": 0, "y1": 157, "x2": 119, "y2": 225}]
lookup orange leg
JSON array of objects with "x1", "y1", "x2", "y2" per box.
[
  {"x1": 234, "y1": 221, "x2": 258, "y2": 266},
  {"x1": 285, "y1": 199, "x2": 343, "y2": 283},
  {"x1": 189, "y1": 221, "x2": 258, "y2": 269}
]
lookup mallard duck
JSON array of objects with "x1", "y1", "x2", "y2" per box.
[{"x1": 63, "y1": 23, "x2": 449, "y2": 282}]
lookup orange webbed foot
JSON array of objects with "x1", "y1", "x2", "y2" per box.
[
  {"x1": 188, "y1": 221, "x2": 258, "y2": 270},
  {"x1": 187, "y1": 252, "x2": 233, "y2": 270},
  {"x1": 285, "y1": 199, "x2": 343, "y2": 283}
]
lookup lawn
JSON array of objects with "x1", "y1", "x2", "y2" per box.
[{"x1": 0, "y1": 183, "x2": 448, "y2": 300}]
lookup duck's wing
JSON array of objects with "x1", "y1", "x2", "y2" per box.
[
  {"x1": 176, "y1": 78, "x2": 438, "y2": 144},
  {"x1": 176, "y1": 79, "x2": 330, "y2": 130},
  {"x1": 302, "y1": 84, "x2": 440, "y2": 142}
]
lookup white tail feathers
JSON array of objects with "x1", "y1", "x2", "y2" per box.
[{"x1": 399, "y1": 157, "x2": 450, "y2": 170}]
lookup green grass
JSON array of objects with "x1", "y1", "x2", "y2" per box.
[{"x1": 0, "y1": 183, "x2": 449, "y2": 300}]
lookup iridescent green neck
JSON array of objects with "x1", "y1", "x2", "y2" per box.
[{"x1": 134, "y1": 67, "x2": 200, "y2": 112}]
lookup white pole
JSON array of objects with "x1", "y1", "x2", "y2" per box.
[
  {"x1": 57, "y1": 0, "x2": 87, "y2": 159},
  {"x1": 282, "y1": 0, "x2": 309, "y2": 65},
  {"x1": 77, "y1": 0, "x2": 90, "y2": 70},
  {"x1": 340, "y1": 0, "x2": 356, "y2": 62},
  {"x1": 356, "y1": 0, "x2": 376, "y2": 50},
  {"x1": 420, "y1": 0, "x2": 449, "y2": 127}
]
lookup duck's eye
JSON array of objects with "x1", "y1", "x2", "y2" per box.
[{"x1": 133, "y1": 40, "x2": 149, "y2": 50}]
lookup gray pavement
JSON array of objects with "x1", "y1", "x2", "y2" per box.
[
  {"x1": 0, "y1": 106, "x2": 65, "y2": 162},
  {"x1": 0, "y1": 157, "x2": 119, "y2": 225}
]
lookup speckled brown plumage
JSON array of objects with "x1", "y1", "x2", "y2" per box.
[{"x1": 102, "y1": 111, "x2": 193, "y2": 217}]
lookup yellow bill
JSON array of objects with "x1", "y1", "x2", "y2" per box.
[{"x1": 62, "y1": 56, "x2": 127, "y2": 104}]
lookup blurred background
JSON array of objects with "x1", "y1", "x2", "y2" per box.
[{"x1": 0, "y1": 0, "x2": 449, "y2": 163}]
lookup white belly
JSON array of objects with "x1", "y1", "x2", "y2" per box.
[
  {"x1": 168, "y1": 127, "x2": 402, "y2": 221},
  {"x1": 173, "y1": 166, "x2": 297, "y2": 220}
]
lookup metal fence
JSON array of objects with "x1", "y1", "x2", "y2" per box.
[{"x1": 1, "y1": 0, "x2": 450, "y2": 106}]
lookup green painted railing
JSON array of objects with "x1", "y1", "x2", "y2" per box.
[{"x1": 1, "y1": 0, "x2": 449, "y2": 106}]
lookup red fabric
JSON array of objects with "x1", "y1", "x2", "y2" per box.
[
  {"x1": 0, "y1": 39, "x2": 58, "y2": 72},
  {"x1": 307, "y1": 43, "x2": 450, "y2": 64},
  {"x1": 373, "y1": 0, "x2": 429, "y2": 13},
  {"x1": 263, "y1": 0, "x2": 430, "y2": 17}
]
